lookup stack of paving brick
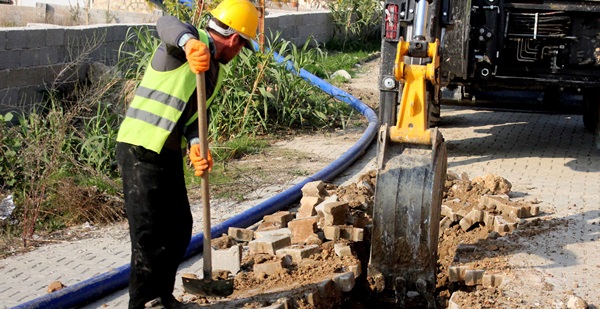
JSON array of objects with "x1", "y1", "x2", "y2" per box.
[
  {"x1": 203, "y1": 180, "x2": 365, "y2": 308},
  {"x1": 447, "y1": 244, "x2": 505, "y2": 288},
  {"x1": 441, "y1": 178, "x2": 542, "y2": 306},
  {"x1": 440, "y1": 194, "x2": 540, "y2": 235}
]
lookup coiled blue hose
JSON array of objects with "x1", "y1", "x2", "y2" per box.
[{"x1": 12, "y1": 41, "x2": 379, "y2": 309}]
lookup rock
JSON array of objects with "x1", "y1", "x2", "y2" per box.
[
  {"x1": 472, "y1": 174, "x2": 512, "y2": 195},
  {"x1": 47, "y1": 281, "x2": 66, "y2": 293},
  {"x1": 332, "y1": 272, "x2": 355, "y2": 292},
  {"x1": 228, "y1": 227, "x2": 254, "y2": 242},
  {"x1": 211, "y1": 234, "x2": 238, "y2": 249},
  {"x1": 566, "y1": 296, "x2": 588, "y2": 309},
  {"x1": 254, "y1": 258, "x2": 286, "y2": 277},
  {"x1": 482, "y1": 274, "x2": 503, "y2": 288},
  {"x1": 330, "y1": 70, "x2": 351, "y2": 81},
  {"x1": 301, "y1": 181, "x2": 327, "y2": 198},
  {"x1": 333, "y1": 243, "x2": 352, "y2": 257},
  {"x1": 297, "y1": 196, "x2": 322, "y2": 218},
  {"x1": 447, "y1": 292, "x2": 461, "y2": 309}
]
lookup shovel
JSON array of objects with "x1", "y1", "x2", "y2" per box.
[{"x1": 181, "y1": 73, "x2": 234, "y2": 297}]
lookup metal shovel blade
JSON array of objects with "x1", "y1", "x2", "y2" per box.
[{"x1": 181, "y1": 273, "x2": 234, "y2": 297}]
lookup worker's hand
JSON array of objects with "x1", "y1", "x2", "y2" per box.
[
  {"x1": 184, "y1": 39, "x2": 210, "y2": 74},
  {"x1": 189, "y1": 144, "x2": 213, "y2": 177}
]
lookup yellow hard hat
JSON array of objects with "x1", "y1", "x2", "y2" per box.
[{"x1": 210, "y1": 0, "x2": 259, "y2": 41}]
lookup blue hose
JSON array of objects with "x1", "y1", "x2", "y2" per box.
[{"x1": 12, "y1": 41, "x2": 379, "y2": 309}]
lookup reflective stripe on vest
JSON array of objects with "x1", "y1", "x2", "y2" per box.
[{"x1": 116, "y1": 30, "x2": 222, "y2": 153}]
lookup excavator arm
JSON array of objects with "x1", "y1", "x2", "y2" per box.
[{"x1": 368, "y1": 0, "x2": 447, "y2": 307}]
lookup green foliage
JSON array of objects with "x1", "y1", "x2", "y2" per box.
[
  {"x1": 212, "y1": 137, "x2": 269, "y2": 161},
  {"x1": 11, "y1": 103, "x2": 78, "y2": 242},
  {"x1": 327, "y1": 0, "x2": 382, "y2": 48},
  {"x1": 208, "y1": 32, "x2": 354, "y2": 141},
  {"x1": 162, "y1": 0, "x2": 195, "y2": 22},
  {"x1": 320, "y1": 39, "x2": 380, "y2": 75},
  {"x1": 75, "y1": 103, "x2": 121, "y2": 175},
  {"x1": 118, "y1": 26, "x2": 160, "y2": 82},
  {"x1": 116, "y1": 20, "x2": 362, "y2": 144},
  {"x1": 0, "y1": 113, "x2": 23, "y2": 189},
  {"x1": 160, "y1": 0, "x2": 217, "y2": 26},
  {"x1": 0, "y1": 76, "x2": 125, "y2": 242}
]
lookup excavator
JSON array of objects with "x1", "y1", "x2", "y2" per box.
[{"x1": 369, "y1": 0, "x2": 600, "y2": 307}]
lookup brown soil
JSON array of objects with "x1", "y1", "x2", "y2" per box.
[
  {"x1": 181, "y1": 57, "x2": 574, "y2": 307},
  {"x1": 183, "y1": 168, "x2": 555, "y2": 308}
]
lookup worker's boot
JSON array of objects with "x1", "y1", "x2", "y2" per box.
[
  {"x1": 144, "y1": 298, "x2": 164, "y2": 309},
  {"x1": 144, "y1": 296, "x2": 187, "y2": 309}
]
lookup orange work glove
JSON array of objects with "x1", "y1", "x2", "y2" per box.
[
  {"x1": 189, "y1": 144, "x2": 213, "y2": 177},
  {"x1": 184, "y1": 39, "x2": 210, "y2": 74}
]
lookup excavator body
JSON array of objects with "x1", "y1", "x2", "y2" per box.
[{"x1": 370, "y1": 0, "x2": 600, "y2": 306}]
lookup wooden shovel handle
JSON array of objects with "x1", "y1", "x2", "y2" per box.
[{"x1": 196, "y1": 73, "x2": 212, "y2": 281}]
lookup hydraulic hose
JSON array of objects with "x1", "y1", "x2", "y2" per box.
[{"x1": 12, "y1": 42, "x2": 379, "y2": 309}]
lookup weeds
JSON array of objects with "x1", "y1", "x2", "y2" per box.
[
  {"x1": 212, "y1": 137, "x2": 270, "y2": 161},
  {"x1": 0, "y1": 5, "x2": 379, "y2": 249},
  {"x1": 327, "y1": 0, "x2": 381, "y2": 48},
  {"x1": 75, "y1": 102, "x2": 121, "y2": 175},
  {"x1": 13, "y1": 98, "x2": 123, "y2": 245},
  {"x1": 0, "y1": 113, "x2": 23, "y2": 189},
  {"x1": 0, "y1": 36, "x2": 126, "y2": 246},
  {"x1": 208, "y1": 32, "x2": 355, "y2": 141},
  {"x1": 117, "y1": 26, "x2": 160, "y2": 82}
]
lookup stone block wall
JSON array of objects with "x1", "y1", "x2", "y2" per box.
[
  {"x1": 0, "y1": 23, "x2": 150, "y2": 112},
  {"x1": 0, "y1": 9, "x2": 334, "y2": 113},
  {"x1": 0, "y1": 3, "x2": 163, "y2": 27},
  {"x1": 265, "y1": 11, "x2": 333, "y2": 46},
  {"x1": 93, "y1": 0, "x2": 158, "y2": 14}
]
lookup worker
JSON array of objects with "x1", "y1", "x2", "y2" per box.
[{"x1": 114, "y1": 0, "x2": 259, "y2": 308}]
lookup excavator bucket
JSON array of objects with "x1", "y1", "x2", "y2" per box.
[
  {"x1": 369, "y1": 0, "x2": 447, "y2": 305},
  {"x1": 368, "y1": 125, "x2": 447, "y2": 307}
]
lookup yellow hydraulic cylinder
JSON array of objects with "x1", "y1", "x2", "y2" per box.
[{"x1": 389, "y1": 38, "x2": 440, "y2": 145}]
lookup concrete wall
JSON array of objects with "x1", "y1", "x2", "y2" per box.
[
  {"x1": 265, "y1": 11, "x2": 332, "y2": 46},
  {"x1": 0, "y1": 23, "x2": 147, "y2": 110},
  {"x1": 0, "y1": 3, "x2": 164, "y2": 27},
  {"x1": 0, "y1": 9, "x2": 333, "y2": 113},
  {"x1": 93, "y1": 0, "x2": 158, "y2": 14},
  {"x1": 16, "y1": 0, "x2": 86, "y2": 7}
]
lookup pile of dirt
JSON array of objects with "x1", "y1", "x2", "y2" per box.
[
  {"x1": 183, "y1": 170, "x2": 551, "y2": 308},
  {"x1": 183, "y1": 177, "x2": 373, "y2": 308},
  {"x1": 434, "y1": 172, "x2": 579, "y2": 308}
]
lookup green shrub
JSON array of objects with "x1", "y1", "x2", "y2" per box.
[
  {"x1": 118, "y1": 26, "x2": 160, "y2": 82},
  {"x1": 0, "y1": 113, "x2": 23, "y2": 190},
  {"x1": 327, "y1": 0, "x2": 382, "y2": 48},
  {"x1": 75, "y1": 102, "x2": 121, "y2": 175},
  {"x1": 0, "y1": 73, "x2": 125, "y2": 243},
  {"x1": 208, "y1": 32, "x2": 354, "y2": 141}
]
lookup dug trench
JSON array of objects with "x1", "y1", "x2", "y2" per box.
[{"x1": 177, "y1": 170, "x2": 569, "y2": 308}]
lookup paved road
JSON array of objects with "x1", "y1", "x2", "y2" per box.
[
  {"x1": 440, "y1": 106, "x2": 600, "y2": 307},
  {"x1": 2, "y1": 106, "x2": 599, "y2": 308}
]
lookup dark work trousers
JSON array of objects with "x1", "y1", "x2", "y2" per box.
[{"x1": 116, "y1": 142, "x2": 193, "y2": 309}]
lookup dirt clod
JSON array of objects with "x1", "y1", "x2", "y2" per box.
[
  {"x1": 211, "y1": 235, "x2": 238, "y2": 250},
  {"x1": 185, "y1": 171, "x2": 559, "y2": 308},
  {"x1": 47, "y1": 281, "x2": 66, "y2": 293}
]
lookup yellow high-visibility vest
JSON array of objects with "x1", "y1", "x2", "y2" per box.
[{"x1": 117, "y1": 30, "x2": 223, "y2": 153}]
